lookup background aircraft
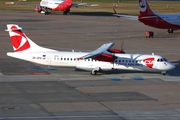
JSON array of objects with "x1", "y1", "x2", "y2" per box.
[
  {"x1": 113, "y1": 0, "x2": 180, "y2": 33},
  {"x1": 6, "y1": 24, "x2": 175, "y2": 75},
  {"x1": 35, "y1": 0, "x2": 98, "y2": 15}
]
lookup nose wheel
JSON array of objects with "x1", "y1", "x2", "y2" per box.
[{"x1": 161, "y1": 71, "x2": 166, "y2": 75}]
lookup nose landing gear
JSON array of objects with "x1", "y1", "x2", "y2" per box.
[{"x1": 161, "y1": 71, "x2": 166, "y2": 75}]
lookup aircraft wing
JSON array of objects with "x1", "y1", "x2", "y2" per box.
[
  {"x1": 113, "y1": 14, "x2": 138, "y2": 20},
  {"x1": 79, "y1": 43, "x2": 114, "y2": 59},
  {"x1": 72, "y1": 3, "x2": 98, "y2": 7},
  {"x1": 113, "y1": 8, "x2": 138, "y2": 20}
]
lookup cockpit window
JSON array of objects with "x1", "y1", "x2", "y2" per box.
[
  {"x1": 157, "y1": 58, "x2": 167, "y2": 62},
  {"x1": 162, "y1": 58, "x2": 167, "y2": 61}
]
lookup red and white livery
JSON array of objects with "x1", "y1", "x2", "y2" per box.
[
  {"x1": 5, "y1": 24, "x2": 175, "y2": 75},
  {"x1": 35, "y1": 0, "x2": 98, "y2": 15},
  {"x1": 113, "y1": 0, "x2": 180, "y2": 33}
]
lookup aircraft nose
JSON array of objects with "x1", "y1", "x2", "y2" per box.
[
  {"x1": 156, "y1": 62, "x2": 175, "y2": 71},
  {"x1": 169, "y1": 62, "x2": 175, "y2": 70},
  {"x1": 165, "y1": 62, "x2": 175, "y2": 70}
]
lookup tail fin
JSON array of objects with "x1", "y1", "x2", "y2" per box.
[
  {"x1": 139, "y1": 0, "x2": 155, "y2": 16},
  {"x1": 6, "y1": 24, "x2": 55, "y2": 52}
]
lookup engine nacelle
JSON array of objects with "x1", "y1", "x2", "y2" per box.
[
  {"x1": 108, "y1": 48, "x2": 121, "y2": 53},
  {"x1": 35, "y1": 6, "x2": 42, "y2": 13},
  {"x1": 93, "y1": 53, "x2": 116, "y2": 62},
  {"x1": 108, "y1": 48, "x2": 125, "y2": 54}
]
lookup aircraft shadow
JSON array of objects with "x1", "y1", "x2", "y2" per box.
[
  {"x1": 75, "y1": 69, "x2": 165, "y2": 76},
  {"x1": 168, "y1": 60, "x2": 180, "y2": 76},
  {"x1": 51, "y1": 11, "x2": 113, "y2": 17},
  {"x1": 76, "y1": 61, "x2": 180, "y2": 76}
]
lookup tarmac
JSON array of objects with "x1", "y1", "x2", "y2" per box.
[{"x1": 0, "y1": 10, "x2": 180, "y2": 120}]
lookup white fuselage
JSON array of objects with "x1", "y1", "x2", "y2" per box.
[
  {"x1": 158, "y1": 13, "x2": 180, "y2": 26},
  {"x1": 40, "y1": 0, "x2": 65, "y2": 8},
  {"x1": 7, "y1": 51, "x2": 175, "y2": 72}
]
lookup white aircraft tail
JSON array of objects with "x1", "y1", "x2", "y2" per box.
[
  {"x1": 139, "y1": 0, "x2": 156, "y2": 16},
  {"x1": 6, "y1": 24, "x2": 56, "y2": 52}
]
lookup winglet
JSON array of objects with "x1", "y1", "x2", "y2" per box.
[{"x1": 113, "y1": 8, "x2": 120, "y2": 18}]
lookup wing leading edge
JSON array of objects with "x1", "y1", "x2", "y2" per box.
[{"x1": 78, "y1": 43, "x2": 114, "y2": 59}]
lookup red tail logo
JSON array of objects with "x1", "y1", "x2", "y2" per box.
[
  {"x1": 143, "y1": 57, "x2": 154, "y2": 68},
  {"x1": 139, "y1": 0, "x2": 155, "y2": 16},
  {"x1": 139, "y1": 0, "x2": 147, "y2": 12},
  {"x1": 10, "y1": 26, "x2": 30, "y2": 52}
]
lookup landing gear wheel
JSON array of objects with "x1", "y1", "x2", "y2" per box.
[
  {"x1": 45, "y1": 12, "x2": 49, "y2": 15},
  {"x1": 161, "y1": 71, "x2": 166, "y2": 75},
  {"x1": 63, "y1": 12, "x2": 67, "y2": 15},
  {"x1": 63, "y1": 9, "x2": 70, "y2": 15},
  {"x1": 91, "y1": 70, "x2": 97, "y2": 75},
  {"x1": 167, "y1": 29, "x2": 173, "y2": 33}
]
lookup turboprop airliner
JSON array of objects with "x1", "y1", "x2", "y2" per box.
[
  {"x1": 113, "y1": 0, "x2": 180, "y2": 33},
  {"x1": 35, "y1": 0, "x2": 98, "y2": 15},
  {"x1": 5, "y1": 24, "x2": 175, "y2": 75}
]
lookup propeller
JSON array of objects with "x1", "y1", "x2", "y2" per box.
[
  {"x1": 107, "y1": 41, "x2": 125, "y2": 54},
  {"x1": 120, "y1": 41, "x2": 125, "y2": 54}
]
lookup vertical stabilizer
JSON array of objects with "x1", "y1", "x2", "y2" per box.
[
  {"x1": 139, "y1": 0, "x2": 155, "y2": 16},
  {"x1": 6, "y1": 24, "x2": 55, "y2": 52}
]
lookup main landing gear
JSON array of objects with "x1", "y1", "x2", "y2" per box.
[
  {"x1": 167, "y1": 29, "x2": 173, "y2": 34},
  {"x1": 91, "y1": 67, "x2": 101, "y2": 75},
  {"x1": 44, "y1": 8, "x2": 49, "y2": 15},
  {"x1": 63, "y1": 9, "x2": 70, "y2": 15}
]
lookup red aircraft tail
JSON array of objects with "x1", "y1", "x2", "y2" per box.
[{"x1": 139, "y1": 0, "x2": 155, "y2": 16}]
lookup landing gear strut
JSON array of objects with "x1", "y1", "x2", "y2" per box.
[{"x1": 44, "y1": 8, "x2": 49, "y2": 15}]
